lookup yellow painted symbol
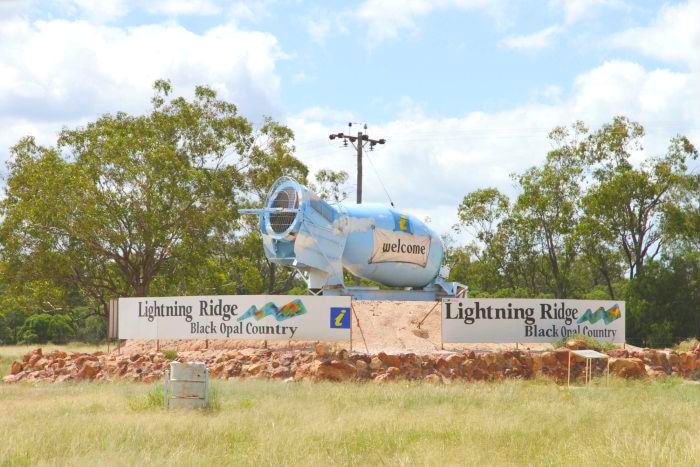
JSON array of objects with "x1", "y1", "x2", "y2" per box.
[
  {"x1": 335, "y1": 309, "x2": 347, "y2": 327},
  {"x1": 399, "y1": 215, "x2": 408, "y2": 231}
]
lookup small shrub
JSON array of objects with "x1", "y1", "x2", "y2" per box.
[
  {"x1": 552, "y1": 333, "x2": 616, "y2": 352},
  {"x1": 648, "y1": 321, "x2": 674, "y2": 348},
  {"x1": 77, "y1": 315, "x2": 107, "y2": 344},
  {"x1": 204, "y1": 384, "x2": 222, "y2": 412},
  {"x1": 163, "y1": 349, "x2": 178, "y2": 360},
  {"x1": 47, "y1": 315, "x2": 76, "y2": 344},
  {"x1": 19, "y1": 314, "x2": 76, "y2": 344},
  {"x1": 128, "y1": 386, "x2": 165, "y2": 411},
  {"x1": 675, "y1": 338, "x2": 699, "y2": 352},
  {"x1": 19, "y1": 314, "x2": 52, "y2": 343}
]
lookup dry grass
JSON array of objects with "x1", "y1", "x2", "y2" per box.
[{"x1": 1, "y1": 373, "x2": 699, "y2": 467}]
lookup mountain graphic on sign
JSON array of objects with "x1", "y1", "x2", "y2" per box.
[
  {"x1": 237, "y1": 299, "x2": 307, "y2": 322},
  {"x1": 576, "y1": 304, "x2": 621, "y2": 325}
]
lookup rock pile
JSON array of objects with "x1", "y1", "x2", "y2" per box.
[{"x1": 4, "y1": 342, "x2": 699, "y2": 384}]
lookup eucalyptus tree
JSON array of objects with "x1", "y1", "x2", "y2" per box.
[
  {"x1": 1, "y1": 80, "x2": 308, "y2": 316},
  {"x1": 581, "y1": 116, "x2": 698, "y2": 279}
]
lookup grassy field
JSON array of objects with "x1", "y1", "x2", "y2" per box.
[{"x1": 1, "y1": 367, "x2": 700, "y2": 467}]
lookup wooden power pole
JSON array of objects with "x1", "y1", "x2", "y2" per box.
[{"x1": 329, "y1": 123, "x2": 386, "y2": 204}]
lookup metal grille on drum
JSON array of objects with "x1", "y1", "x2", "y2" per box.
[{"x1": 269, "y1": 187, "x2": 298, "y2": 233}]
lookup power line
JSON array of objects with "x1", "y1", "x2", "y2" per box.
[
  {"x1": 328, "y1": 122, "x2": 386, "y2": 204},
  {"x1": 364, "y1": 149, "x2": 395, "y2": 207}
]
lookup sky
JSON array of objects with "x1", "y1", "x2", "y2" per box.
[{"x1": 1, "y1": 0, "x2": 699, "y2": 241}]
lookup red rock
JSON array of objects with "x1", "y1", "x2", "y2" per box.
[
  {"x1": 28, "y1": 353, "x2": 42, "y2": 366},
  {"x1": 210, "y1": 363, "x2": 225, "y2": 378},
  {"x1": 607, "y1": 349, "x2": 629, "y2": 358},
  {"x1": 243, "y1": 362, "x2": 267, "y2": 376},
  {"x1": 565, "y1": 339, "x2": 589, "y2": 350},
  {"x1": 373, "y1": 373, "x2": 391, "y2": 383},
  {"x1": 668, "y1": 352, "x2": 680, "y2": 368},
  {"x1": 610, "y1": 358, "x2": 646, "y2": 378},
  {"x1": 680, "y1": 352, "x2": 696, "y2": 371},
  {"x1": 435, "y1": 357, "x2": 450, "y2": 371},
  {"x1": 446, "y1": 354, "x2": 465, "y2": 367},
  {"x1": 401, "y1": 353, "x2": 418, "y2": 367},
  {"x1": 314, "y1": 360, "x2": 356, "y2": 381},
  {"x1": 369, "y1": 357, "x2": 383, "y2": 370},
  {"x1": 314, "y1": 343, "x2": 334, "y2": 358},
  {"x1": 142, "y1": 374, "x2": 159, "y2": 383},
  {"x1": 293, "y1": 363, "x2": 313, "y2": 381},
  {"x1": 3, "y1": 371, "x2": 26, "y2": 383},
  {"x1": 78, "y1": 362, "x2": 99, "y2": 379},
  {"x1": 377, "y1": 352, "x2": 401, "y2": 368},
  {"x1": 554, "y1": 349, "x2": 571, "y2": 365},
  {"x1": 540, "y1": 352, "x2": 557, "y2": 368},
  {"x1": 10, "y1": 361, "x2": 23, "y2": 375},
  {"x1": 271, "y1": 367, "x2": 291, "y2": 379},
  {"x1": 34, "y1": 358, "x2": 49, "y2": 370}
]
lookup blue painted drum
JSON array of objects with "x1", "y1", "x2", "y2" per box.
[
  {"x1": 239, "y1": 177, "x2": 446, "y2": 291},
  {"x1": 339, "y1": 204, "x2": 444, "y2": 288}
]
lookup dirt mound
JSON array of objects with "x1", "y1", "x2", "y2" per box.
[{"x1": 118, "y1": 300, "x2": 554, "y2": 355}]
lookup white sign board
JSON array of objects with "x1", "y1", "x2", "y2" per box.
[
  {"x1": 118, "y1": 295, "x2": 352, "y2": 341},
  {"x1": 442, "y1": 298, "x2": 625, "y2": 344},
  {"x1": 369, "y1": 228, "x2": 430, "y2": 267}
]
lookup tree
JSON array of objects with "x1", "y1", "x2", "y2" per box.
[
  {"x1": 664, "y1": 174, "x2": 700, "y2": 250},
  {"x1": 18, "y1": 313, "x2": 75, "y2": 344},
  {"x1": 582, "y1": 117, "x2": 697, "y2": 279},
  {"x1": 1, "y1": 80, "x2": 308, "y2": 315},
  {"x1": 453, "y1": 188, "x2": 510, "y2": 292},
  {"x1": 314, "y1": 169, "x2": 350, "y2": 204},
  {"x1": 456, "y1": 188, "x2": 509, "y2": 245},
  {"x1": 511, "y1": 125, "x2": 584, "y2": 298}
]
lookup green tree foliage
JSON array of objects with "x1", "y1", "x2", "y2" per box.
[
  {"x1": 18, "y1": 314, "x2": 76, "y2": 344},
  {"x1": 0, "y1": 80, "x2": 308, "y2": 317},
  {"x1": 314, "y1": 169, "x2": 350, "y2": 203},
  {"x1": 664, "y1": 173, "x2": 700, "y2": 249},
  {"x1": 450, "y1": 116, "x2": 698, "y2": 346},
  {"x1": 581, "y1": 117, "x2": 697, "y2": 279},
  {"x1": 0, "y1": 98, "x2": 698, "y2": 349}
]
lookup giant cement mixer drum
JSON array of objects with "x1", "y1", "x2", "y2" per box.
[{"x1": 240, "y1": 177, "x2": 461, "y2": 298}]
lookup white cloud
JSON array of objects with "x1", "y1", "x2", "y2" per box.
[
  {"x1": 289, "y1": 58, "x2": 700, "y2": 238},
  {"x1": 0, "y1": 18, "x2": 285, "y2": 121},
  {"x1": 57, "y1": 0, "x2": 130, "y2": 21},
  {"x1": 611, "y1": 0, "x2": 700, "y2": 68},
  {"x1": 501, "y1": 0, "x2": 625, "y2": 53},
  {"x1": 500, "y1": 25, "x2": 562, "y2": 50},
  {"x1": 146, "y1": 0, "x2": 221, "y2": 16},
  {"x1": 549, "y1": 0, "x2": 623, "y2": 25},
  {"x1": 305, "y1": 0, "x2": 509, "y2": 46},
  {"x1": 304, "y1": 10, "x2": 348, "y2": 45},
  {"x1": 357, "y1": 0, "x2": 434, "y2": 43},
  {"x1": 0, "y1": 17, "x2": 287, "y2": 166},
  {"x1": 0, "y1": 0, "x2": 29, "y2": 17}
]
